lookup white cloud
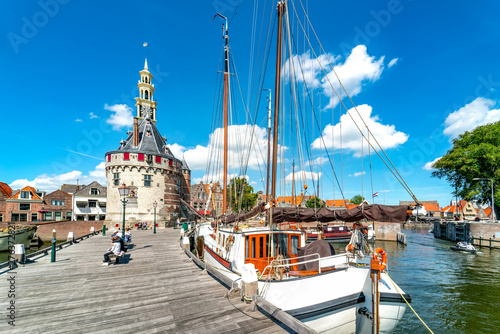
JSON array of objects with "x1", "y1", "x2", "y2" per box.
[
  {"x1": 171, "y1": 124, "x2": 276, "y2": 173},
  {"x1": 75, "y1": 118, "x2": 83, "y2": 122},
  {"x1": 284, "y1": 170, "x2": 322, "y2": 183},
  {"x1": 349, "y1": 171, "x2": 366, "y2": 177},
  {"x1": 388, "y1": 58, "x2": 399, "y2": 68},
  {"x1": 423, "y1": 157, "x2": 441, "y2": 171},
  {"x1": 105, "y1": 104, "x2": 134, "y2": 131},
  {"x1": 305, "y1": 156, "x2": 327, "y2": 167},
  {"x1": 9, "y1": 163, "x2": 107, "y2": 193},
  {"x1": 311, "y1": 104, "x2": 408, "y2": 157},
  {"x1": 284, "y1": 45, "x2": 387, "y2": 109},
  {"x1": 443, "y1": 97, "x2": 500, "y2": 138},
  {"x1": 89, "y1": 112, "x2": 99, "y2": 119}
]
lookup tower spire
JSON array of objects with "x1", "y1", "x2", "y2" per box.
[{"x1": 135, "y1": 59, "x2": 157, "y2": 121}]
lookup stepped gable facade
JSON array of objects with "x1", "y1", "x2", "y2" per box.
[{"x1": 105, "y1": 59, "x2": 191, "y2": 226}]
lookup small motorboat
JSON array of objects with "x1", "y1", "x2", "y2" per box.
[{"x1": 450, "y1": 241, "x2": 476, "y2": 253}]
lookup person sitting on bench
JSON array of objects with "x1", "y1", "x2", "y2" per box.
[
  {"x1": 103, "y1": 236, "x2": 121, "y2": 266},
  {"x1": 124, "y1": 228, "x2": 132, "y2": 243}
]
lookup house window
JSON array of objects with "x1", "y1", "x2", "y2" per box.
[
  {"x1": 19, "y1": 214, "x2": 27, "y2": 222},
  {"x1": 19, "y1": 203, "x2": 30, "y2": 211},
  {"x1": 31, "y1": 213, "x2": 38, "y2": 221},
  {"x1": 0, "y1": 214, "x2": 2, "y2": 222},
  {"x1": 155, "y1": 155, "x2": 161, "y2": 163},
  {"x1": 99, "y1": 215, "x2": 106, "y2": 220},
  {"x1": 55, "y1": 212, "x2": 62, "y2": 220},
  {"x1": 66, "y1": 212, "x2": 72, "y2": 220},
  {"x1": 138, "y1": 153, "x2": 144, "y2": 161},
  {"x1": 90, "y1": 188, "x2": 99, "y2": 195},
  {"x1": 99, "y1": 202, "x2": 106, "y2": 208},
  {"x1": 144, "y1": 175, "x2": 152, "y2": 187},
  {"x1": 45, "y1": 212, "x2": 53, "y2": 220},
  {"x1": 20, "y1": 191, "x2": 30, "y2": 199},
  {"x1": 124, "y1": 153, "x2": 130, "y2": 160},
  {"x1": 113, "y1": 173, "x2": 120, "y2": 186},
  {"x1": 89, "y1": 200, "x2": 97, "y2": 208},
  {"x1": 51, "y1": 200, "x2": 65, "y2": 206}
]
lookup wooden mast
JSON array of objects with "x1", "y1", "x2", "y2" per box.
[
  {"x1": 271, "y1": 1, "x2": 285, "y2": 205},
  {"x1": 221, "y1": 15, "x2": 229, "y2": 215}
]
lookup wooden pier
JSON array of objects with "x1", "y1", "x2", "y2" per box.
[{"x1": 0, "y1": 229, "x2": 291, "y2": 333}]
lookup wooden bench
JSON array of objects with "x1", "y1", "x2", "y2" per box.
[{"x1": 108, "y1": 251, "x2": 125, "y2": 264}]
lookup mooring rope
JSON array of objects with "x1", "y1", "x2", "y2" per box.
[{"x1": 385, "y1": 272, "x2": 434, "y2": 334}]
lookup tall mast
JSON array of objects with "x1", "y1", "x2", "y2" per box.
[
  {"x1": 271, "y1": 1, "x2": 285, "y2": 205},
  {"x1": 264, "y1": 89, "x2": 272, "y2": 207},
  {"x1": 292, "y1": 159, "x2": 295, "y2": 206},
  {"x1": 216, "y1": 14, "x2": 230, "y2": 215}
]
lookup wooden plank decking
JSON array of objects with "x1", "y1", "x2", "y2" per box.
[{"x1": 0, "y1": 228, "x2": 291, "y2": 334}]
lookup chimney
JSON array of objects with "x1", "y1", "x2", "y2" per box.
[{"x1": 133, "y1": 117, "x2": 139, "y2": 147}]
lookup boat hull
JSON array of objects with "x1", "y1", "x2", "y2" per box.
[
  {"x1": 202, "y1": 240, "x2": 407, "y2": 333},
  {"x1": 0, "y1": 225, "x2": 37, "y2": 252}
]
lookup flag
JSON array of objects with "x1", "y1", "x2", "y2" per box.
[{"x1": 373, "y1": 192, "x2": 379, "y2": 197}]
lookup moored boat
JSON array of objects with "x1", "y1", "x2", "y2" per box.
[
  {"x1": 193, "y1": 1, "x2": 420, "y2": 332},
  {"x1": 0, "y1": 225, "x2": 37, "y2": 252}
]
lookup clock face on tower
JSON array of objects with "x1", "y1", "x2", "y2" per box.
[{"x1": 141, "y1": 106, "x2": 151, "y2": 118}]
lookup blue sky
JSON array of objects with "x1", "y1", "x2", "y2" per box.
[{"x1": 1, "y1": 0, "x2": 500, "y2": 208}]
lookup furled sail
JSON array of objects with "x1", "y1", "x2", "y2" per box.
[{"x1": 219, "y1": 204, "x2": 408, "y2": 224}]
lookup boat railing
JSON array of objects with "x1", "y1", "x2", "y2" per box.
[{"x1": 260, "y1": 252, "x2": 347, "y2": 276}]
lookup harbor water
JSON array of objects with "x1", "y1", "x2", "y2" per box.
[{"x1": 373, "y1": 229, "x2": 500, "y2": 334}]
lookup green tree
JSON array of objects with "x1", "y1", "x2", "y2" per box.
[
  {"x1": 432, "y1": 122, "x2": 500, "y2": 213},
  {"x1": 305, "y1": 196, "x2": 326, "y2": 209},
  {"x1": 350, "y1": 194, "x2": 365, "y2": 204},
  {"x1": 226, "y1": 177, "x2": 258, "y2": 212}
]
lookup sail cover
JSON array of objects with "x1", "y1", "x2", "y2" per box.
[{"x1": 220, "y1": 204, "x2": 408, "y2": 224}]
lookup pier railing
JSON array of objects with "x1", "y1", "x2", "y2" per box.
[
  {"x1": 469, "y1": 236, "x2": 500, "y2": 250},
  {"x1": 0, "y1": 229, "x2": 102, "y2": 270}
]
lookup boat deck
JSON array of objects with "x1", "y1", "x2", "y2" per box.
[{"x1": 0, "y1": 228, "x2": 290, "y2": 333}]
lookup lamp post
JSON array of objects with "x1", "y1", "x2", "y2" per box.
[
  {"x1": 118, "y1": 184, "x2": 130, "y2": 240},
  {"x1": 473, "y1": 178, "x2": 496, "y2": 221},
  {"x1": 41, "y1": 204, "x2": 45, "y2": 221},
  {"x1": 153, "y1": 201, "x2": 157, "y2": 234}
]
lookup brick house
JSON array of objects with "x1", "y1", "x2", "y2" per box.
[
  {"x1": 7, "y1": 186, "x2": 44, "y2": 222},
  {"x1": 191, "y1": 182, "x2": 210, "y2": 214},
  {"x1": 0, "y1": 182, "x2": 13, "y2": 222},
  {"x1": 441, "y1": 200, "x2": 476, "y2": 220},
  {"x1": 43, "y1": 189, "x2": 72, "y2": 221}
]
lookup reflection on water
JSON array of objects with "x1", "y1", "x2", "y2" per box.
[{"x1": 374, "y1": 229, "x2": 500, "y2": 334}]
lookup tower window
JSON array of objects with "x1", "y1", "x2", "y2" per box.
[
  {"x1": 144, "y1": 175, "x2": 152, "y2": 187},
  {"x1": 90, "y1": 188, "x2": 99, "y2": 195},
  {"x1": 113, "y1": 173, "x2": 120, "y2": 186}
]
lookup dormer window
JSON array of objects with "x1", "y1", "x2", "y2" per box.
[
  {"x1": 20, "y1": 191, "x2": 30, "y2": 199},
  {"x1": 90, "y1": 188, "x2": 99, "y2": 195}
]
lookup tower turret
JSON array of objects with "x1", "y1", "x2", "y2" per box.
[{"x1": 135, "y1": 58, "x2": 158, "y2": 121}]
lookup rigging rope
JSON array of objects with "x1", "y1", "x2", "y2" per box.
[{"x1": 290, "y1": 0, "x2": 420, "y2": 204}]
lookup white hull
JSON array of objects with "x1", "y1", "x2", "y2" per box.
[{"x1": 197, "y1": 223, "x2": 408, "y2": 333}]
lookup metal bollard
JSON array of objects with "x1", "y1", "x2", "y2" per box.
[
  {"x1": 102, "y1": 224, "x2": 106, "y2": 236},
  {"x1": 51, "y1": 230, "x2": 56, "y2": 262},
  {"x1": 51, "y1": 238, "x2": 56, "y2": 262}
]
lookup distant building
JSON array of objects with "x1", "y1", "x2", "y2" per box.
[
  {"x1": 191, "y1": 182, "x2": 209, "y2": 214},
  {"x1": 72, "y1": 181, "x2": 107, "y2": 221},
  {"x1": 104, "y1": 59, "x2": 190, "y2": 226},
  {"x1": 0, "y1": 182, "x2": 13, "y2": 222},
  {"x1": 61, "y1": 184, "x2": 82, "y2": 195},
  {"x1": 7, "y1": 186, "x2": 44, "y2": 222},
  {"x1": 43, "y1": 189, "x2": 72, "y2": 221},
  {"x1": 441, "y1": 200, "x2": 476, "y2": 220}
]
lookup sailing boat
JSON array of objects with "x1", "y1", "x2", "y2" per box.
[{"x1": 195, "y1": 2, "x2": 416, "y2": 333}]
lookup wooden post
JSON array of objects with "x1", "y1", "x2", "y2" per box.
[{"x1": 370, "y1": 255, "x2": 381, "y2": 334}]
